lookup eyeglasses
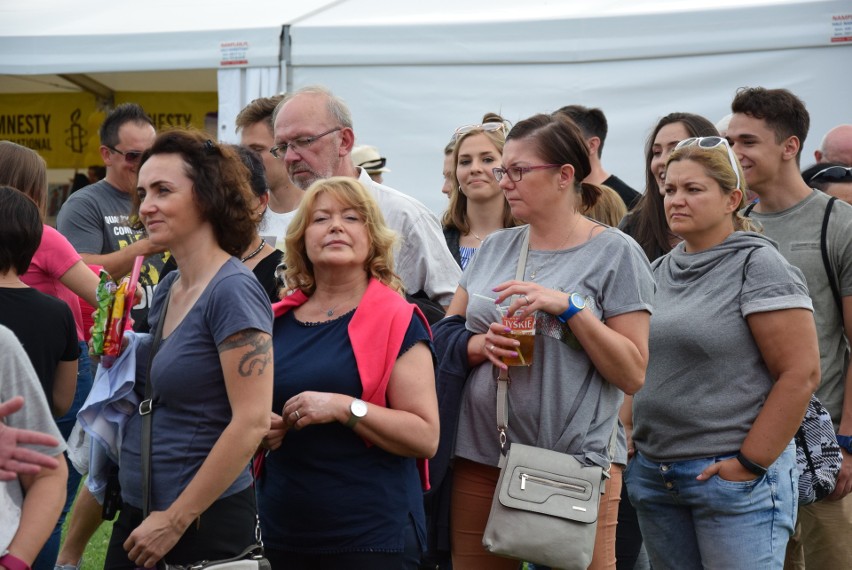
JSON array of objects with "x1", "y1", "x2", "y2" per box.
[
  {"x1": 107, "y1": 146, "x2": 143, "y2": 163},
  {"x1": 451, "y1": 122, "x2": 507, "y2": 142},
  {"x1": 270, "y1": 127, "x2": 342, "y2": 159},
  {"x1": 358, "y1": 157, "x2": 387, "y2": 170},
  {"x1": 674, "y1": 136, "x2": 742, "y2": 190},
  {"x1": 492, "y1": 164, "x2": 561, "y2": 182},
  {"x1": 809, "y1": 166, "x2": 852, "y2": 184}
]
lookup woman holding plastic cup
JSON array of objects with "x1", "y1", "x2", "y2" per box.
[{"x1": 441, "y1": 113, "x2": 654, "y2": 569}]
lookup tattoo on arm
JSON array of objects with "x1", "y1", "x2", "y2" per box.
[{"x1": 218, "y1": 330, "x2": 272, "y2": 377}]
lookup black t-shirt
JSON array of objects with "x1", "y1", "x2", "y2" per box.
[
  {"x1": 253, "y1": 248, "x2": 285, "y2": 303},
  {"x1": 0, "y1": 287, "x2": 79, "y2": 409},
  {"x1": 604, "y1": 174, "x2": 641, "y2": 210}
]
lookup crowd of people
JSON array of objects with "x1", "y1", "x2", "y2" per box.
[{"x1": 0, "y1": 83, "x2": 851, "y2": 570}]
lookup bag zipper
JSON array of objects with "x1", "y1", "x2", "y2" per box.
[{"x1": 520, "y1": 472, "x2": 586, "y2": 493}]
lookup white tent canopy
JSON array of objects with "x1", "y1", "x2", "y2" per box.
[
  {"x1": 0, "y1": 0, "x2": 336, "y2": 141},
  {"x1": 287, "y1": 0, "x2": 852, "y2": 213},
  {"x1": 2, "y1": 0, "x2": 850, "y2": 212}
]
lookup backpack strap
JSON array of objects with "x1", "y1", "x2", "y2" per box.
[
  {"x1": 744, "y1": 197, "x2": 841, "y2": 312},
  {"x1": 821, "y1": 197, "x2": 842, "y2": 312}
]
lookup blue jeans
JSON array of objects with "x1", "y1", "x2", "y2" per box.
[
  {"x1": 33, "y1": 343, "x2": 94, "y2": 570},
  {"x1": 625, "y1": 443, "x2": 797, "y2": 570}
]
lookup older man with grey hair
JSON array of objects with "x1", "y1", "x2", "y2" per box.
[{"x1": 271, "y1": 86, "x2": 460, "y2": 309}]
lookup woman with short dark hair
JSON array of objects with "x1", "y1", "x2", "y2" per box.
[{"x1": 104, "y1": 130, "x2": 273, "y2": 569}]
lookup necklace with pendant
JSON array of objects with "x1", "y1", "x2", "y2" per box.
[
  {"x1": 528, "y1": 214, "x2": 582, "y2": 280},
  {"x1": 324, "y1": 291, "x2": 361, "y2": 317}
]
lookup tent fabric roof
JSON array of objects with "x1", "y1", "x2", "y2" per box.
[
  {"x1": 1, "y1": 0, "x2": 842, "y2": 75},
  {"x1": 289, "y1": 0, "x2": 841, "y2": 66},
  {"x1": 0, "y1": 0, "x2": 338, "y2": 74}
]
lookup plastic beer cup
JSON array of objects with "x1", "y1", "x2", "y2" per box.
[{"x1": 498, "y1": 306, "x2": 535, "y2": 367}]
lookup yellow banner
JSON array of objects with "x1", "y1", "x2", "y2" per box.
[
  {"x1": 0, "y1": 91, "x2": 218, "y2": 169},
  {"x1": 0, "y1": 92, "x2": 100, "y2": 169},
  {"x1": 115, "y1": 92, "x2": 218, "y2": 134}
]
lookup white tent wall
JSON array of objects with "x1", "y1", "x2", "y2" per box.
[
  {"x1": 217, "y1": 66, "x2": 284, "y2": 143},
  {"x1": 289, "y1": 0, "x2": 852, "y2": 215},
  {"x1": 2, "y1": 0, "x2": 850, "y2": 216}
]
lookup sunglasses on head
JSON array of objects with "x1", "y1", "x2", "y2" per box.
[
  {"x1": 674, "y1": 136, "x2": 742, "y2": 191},
  {"x1": 107, "y1": 146, "x2": 143, "y2": 163},
  {"x1": 451, "y1": 122, "x2": 507, "y2": 142},
  {"x1": 809, "y1": 166, "x2": 852, "y2": 184}
]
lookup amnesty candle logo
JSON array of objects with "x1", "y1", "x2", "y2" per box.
[
  {"x1": 0, "y1": 92, "x2": 98, "y2": 167},
  {"x1": 65, "y1": 108, "x2": 88, "y2": 154}
]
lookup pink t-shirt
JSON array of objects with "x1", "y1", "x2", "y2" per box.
[{"x1": 21, "y1": 225, "x2": 86, "y2": 340}]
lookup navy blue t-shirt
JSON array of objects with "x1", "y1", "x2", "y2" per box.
[
  {"x1": 259, "y1": 308, "x2": 430, "y2": 553},
  {"x1": 120, "y1": 259, "x2": 273, "y2": 510}
]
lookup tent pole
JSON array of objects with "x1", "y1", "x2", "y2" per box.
[{"x1": 281, "y1": 25, "x2": 292, "y2": 94}]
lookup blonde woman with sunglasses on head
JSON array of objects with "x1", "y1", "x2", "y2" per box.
[
  {"x1": 442, "y1": 114, "x2": 518, "y2": 270},
  {"x1": 627, "y1": 137, "x2": 820, "y2": 569}
]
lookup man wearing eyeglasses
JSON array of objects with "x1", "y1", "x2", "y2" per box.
[
  {"x1": 271, "y1": 86, "x2": 461, "y2": 310},
  {"x1": 728, "y1": 87, "x2": 852, "y2": 569},
  {"x1": 57, "y1": 102, "x2": 167, "y2": 333},
  {"x1": 815, "y1": 124, "x2": 852, "y2": 167}
]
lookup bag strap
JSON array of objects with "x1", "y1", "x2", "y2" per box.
[
  {"x1": 142, "y1": 286, "x2": 267, "y2": 563},
  {"x1": 142, "y1": 287, "x2": 171, "y2": 519},
  {"x1": 516, "y1": 226, "x2": 531, "y2": 282},
  {"x1": 495, "y1": 228, "x2": 532, "y2": 452},
  {"x1": 821, "y1": 197, "x2": 842, "y2": 312}
]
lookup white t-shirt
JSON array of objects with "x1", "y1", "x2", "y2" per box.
[
  {"x1": 0, "y1": 325, "x2": 66, "y2": 552},
  {"x1": 357, "y1": 168, "x2": 461, "y2": 306},
  {"x1": 259, "y1": 208, "x2": 296, "y2": 250}
]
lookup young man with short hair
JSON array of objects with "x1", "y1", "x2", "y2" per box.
[
  {"x1": 235, "y1": 95, "x2": 304, "y2": 247},
  {"x1": 555, "y1": 104, "x2": 641, "y2": 209},
  {"x1": 728, "y1": 87, "x2": 852, "y2": 568}
]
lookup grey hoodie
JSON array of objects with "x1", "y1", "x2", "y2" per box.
[{"x1": 633, "y1": 231, "x2": 812, "y2": 462}]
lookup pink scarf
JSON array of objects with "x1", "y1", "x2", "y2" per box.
[{"x1": 272, "y1": 278, "x2": 431, "y2": 489}]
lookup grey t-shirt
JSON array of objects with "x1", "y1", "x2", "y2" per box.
[
  {"x1": 0, "y1": 325, "x2": 65, "y2": 552},
  {"x1": 454, "y1": 225, "x2": 654, "y2": 469},
  {"x1": 747, "y1": 190, "x2": 852, "y2": 427},
  {"x1": 119, "y1": 258, "x2": 273, "y2": 511},
  {"x1": 56, "y1": 179, "x2": 167, "y2": 332},
  {"x1": 633, "y1": 232, "x2": 813, "y2": 462}
]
